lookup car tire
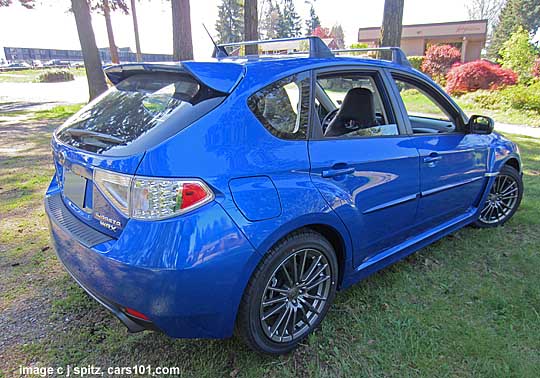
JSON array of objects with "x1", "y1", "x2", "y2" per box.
[
  {"x1": 475, "y1": 165, "x2": 523, "y2": 228},
  {"x1": 236, "y1": 229, "x2": 338, "y2": 354}
]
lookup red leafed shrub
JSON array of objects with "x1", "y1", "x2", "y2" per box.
[
  {"x1": 446, "y1": 60, "x2": 518, "y2": 95},
  {"x1": 533, "y1": 58, "x2": 540, "y2": 78},
  {"x1": 421, "y1": 44, "x2": 462, "y2": 83}
]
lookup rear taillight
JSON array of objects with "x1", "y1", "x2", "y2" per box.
[{"x1": 93, "y1": 168, "x2": 214, "y2": 221}]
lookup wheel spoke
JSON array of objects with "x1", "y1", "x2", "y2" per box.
[
  {"x1": 481, "y1": 203, "x2": 492, "y2": 216},
  {"x1": 267, "y1": 287, "x2": 289, "y2": 294},
  {"x1": 292, "y1": 253, "x2": 298, "y2": 283},
  {"x1": 498, "y1": 176, "x2": 507, "y2": 193},
  {"x1": 501, "y1": 186, "x2": 517, "y2": 196},
  {"x1": 297, "y1": 302, "x2": 312, "y2": 326},
  {"x1": 281, "y1": 306, "x2": 294, "y2": 337},
  {"x1": 287, "y1": 308, "x2": 297, "y2": 337},
  {"x1": 262, "y1": 295, "x2": 287, "y2": 307},
  {"x1": 303, "y1": 263, "x2": 329, "y2": 286},
  {"x1": 300, "y1": 250, "x2": 308, "y2": 279},
  {"x1": 301, "y1": 255, "x2": 322, "y2": 282},
  {"x1": 304, "y1": 293, "x2": 326, "y2": 301},
  {"x1": 270, "y1": 306, "x2": 290, "y2": 337},
  {"x1": 262, "y1": 302, "x2": 287, "y2": 321},
  {"x1": 281, "y1": 264, "x2": 294, "y2": 286},
  {"x1": 298, "y1": 297, "x2": 320, "y2": 315},
  {"x1": 305, "y1": 275, "x2": 330, "y2": 291}
]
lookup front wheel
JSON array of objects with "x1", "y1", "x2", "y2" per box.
[
  {"x1": 475, "y1": 165, "x2": 523, "y2": 227},
  {"x1": 236, "y1": 230, "x2": 338, "y2": 354}
]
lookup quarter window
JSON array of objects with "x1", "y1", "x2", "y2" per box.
[{"x1": 248, "y1": 72, "x2": 310, "y2": 140}]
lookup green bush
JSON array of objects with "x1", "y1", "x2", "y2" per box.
[
  {"x1": 460, "y1": 81, "x2": 540, "y2": 113},
  {"x1": 36, "y1": 69, "x2": 75, "y2": 83},
  {"x1": 500, "y1": 80, "x2": 540, "y2": 112},
  {"x1": 499, "y1": 26, "x2": 538, "y2": 83},
  {"x1": 408, "y1": 56, "x2": 424, "y2": 71}
]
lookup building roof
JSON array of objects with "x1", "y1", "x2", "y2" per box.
[{"x1": 358, "y1": 19, "x2": 488, "y2": 42}]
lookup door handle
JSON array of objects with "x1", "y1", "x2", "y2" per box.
[
  {"x1": 322, "y1": 167, "x2": 355, "y2": 178},
  {"x1": 423, "y1": 154, "x2": 442, "y2": 164}
]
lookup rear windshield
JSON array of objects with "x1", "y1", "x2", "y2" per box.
[{"x1": 55, "y1": 72, "x2": 222, "y2": 154}]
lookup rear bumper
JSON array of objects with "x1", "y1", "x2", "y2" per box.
[
  {"x1": 45, "y1": 184, "x2": 260, "y2": 339},
  {"x1": 55, "y1": 246, "x2": 155, "y2": 333}
]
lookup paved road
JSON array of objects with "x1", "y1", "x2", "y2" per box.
[
  {"x1": 495, "y1": 122, "x2": 540, "y2": 138},
  {"x1": 0, "y1": 77, "x2": 89, "y2": 107}
]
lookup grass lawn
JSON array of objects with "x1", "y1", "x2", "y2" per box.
[
  {"x1": 0, "y1": 110, "x2": 539, "y2": 377},
  {"x1": 0, "y1": 68, "x2": 86, "y2": 83}
]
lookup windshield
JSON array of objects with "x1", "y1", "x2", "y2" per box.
[{"x1": 56, "y1": 72, "x2": 218, "y2": 154}]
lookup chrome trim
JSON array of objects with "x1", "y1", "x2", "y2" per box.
[
  {"x1": 421, "y1": 176, "x2": 483, "y2": 197},
  {"x1": 484, "y1": 172, "x2": 499, "y2": 177},
  {"x1": 363, "y1": 193, "x2": 419, "y2": 214}
]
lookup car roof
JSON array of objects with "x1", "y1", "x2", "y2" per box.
[{"x1": 105, "y1": 55, "x2": 424, "y2": 93}]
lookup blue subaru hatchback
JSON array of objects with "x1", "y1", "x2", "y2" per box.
[{"x1": 45, "y1": 37, "x2": 523, "y2": 354}]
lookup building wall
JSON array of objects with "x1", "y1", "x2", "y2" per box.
[
  {"x1": 358, "y1": 20, "x2": 488, "y2": 61},
  {"x1": 465, "y1": 40, "x2": 483, "y2": 62},
  {"x1": 3, "y1": 47, "x2": 173, "y2": 63},
  {"x1": 400, "y1": 39, "x2": 425, "y2": 57}
]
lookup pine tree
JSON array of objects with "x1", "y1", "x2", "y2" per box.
[
  {"x1": 215, "y1": 0, "x2": 244, "y2": 44},
  {"x1": 304, "y1": 4, "x2": 320, "y2": 35},
  {"x1": 260, "y1": 0, "x2": 280, "y2": 39},
  {"x1": 488, "y1": 0, "x2": 540, "y2": 58},
  {"x1": 330, "y1": 24, "x2": 345, "y2": 49},
  {"x1": 275, "y1": 5, "x2": 288, "y2": 38},
  {"x1": 281, "y1": 0, "x2": 302, "y2": 37}
]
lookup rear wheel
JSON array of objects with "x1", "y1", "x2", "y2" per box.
[
  {"x1": 237, "y1": 230, "x2": 338, "y2": 354},
  {"x1": 475, "y1": 165, "x2": 523, "y2": 227}
]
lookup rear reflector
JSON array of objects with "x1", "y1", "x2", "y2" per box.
[{"x1": 125, "y1": 307, "x2": 150, "y2": 321}]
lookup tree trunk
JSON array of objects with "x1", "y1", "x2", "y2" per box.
[
  {"x1": 130, "y1": 0, "x2": 142, "y2": 62},
  {"x1": 71, "y1": 0, "x2": 107, "y2": 101},
  {"x1": 379, "y1": 0, "x2": 404, "y2": 60},
  {"x1": 244, "y1": 0, "x2": 258, "y2": 55},
  {"x1": 103, "y1": 0, "x2": 120, "y2": 64},
  {"x1": 172, "y1": 0, "x2": 194, "y2": 61}
]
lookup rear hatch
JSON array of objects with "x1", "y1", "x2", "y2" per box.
[{"x1": 51, "y1": 62, "x2": 244, "y2": 237}]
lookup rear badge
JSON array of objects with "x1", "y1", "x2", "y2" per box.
[{"x1": 94, "y1": 212, "x2": 121, "y2": 232}]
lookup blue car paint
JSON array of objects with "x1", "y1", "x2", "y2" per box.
[
  {"x1": 45, "y1": 53, "x2": 522, "y2": 339},
  {"x1": 308, "y1": 137, "x2": 421, "y2": 267},
  {"x1": 105, "y1": 61, "x2": 245, "y2": 93},
  {"x1": 229, "y1": 176, "x2": 282, "y2": 221}
]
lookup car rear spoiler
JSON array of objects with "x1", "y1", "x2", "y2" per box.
[{"x1": 104, "y1": 62, "x2": 245, "y2": 94}]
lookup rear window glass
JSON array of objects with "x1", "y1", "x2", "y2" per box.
[{"x1": 55, "y1": 73, "x2": 219, "y2": 154}]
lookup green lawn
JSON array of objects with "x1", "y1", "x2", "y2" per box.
[
  {"x1": 0, "y1": 110, "x2": 539, "y2": 377},
  {"x1": 0, "y1": 68, "x2": 85, "y2": 83}
]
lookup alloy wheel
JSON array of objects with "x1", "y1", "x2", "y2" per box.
[
  {"x1": 479, "y1": 174, "x2": 520, "y2": 224},
  {"x1": 259, "y1": 248, "x2": 332, "y2": 343}
]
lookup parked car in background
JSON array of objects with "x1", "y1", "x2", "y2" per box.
[
  {"x1": 7, "y1": 62, "x2": 31, "y2": 69},
  {"x1": 70, "y1": 61, "x2": 84, "y2": 68},
  {"x1": 44, "y1": 59, "x2": 69, "y2": 68},
  {"x1": 45, "y1": 37, "x2": 523, "y2": 354}
]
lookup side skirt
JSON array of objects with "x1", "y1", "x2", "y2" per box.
[{"x1": 340, "y1": 208, "x2": 477, "y2": 289}]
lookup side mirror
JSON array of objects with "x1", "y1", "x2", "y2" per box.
[{"x1": 469, "y1": 115, "x2": 494, "y2": 134}]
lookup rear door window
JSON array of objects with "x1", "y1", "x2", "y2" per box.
[{"x1": 55, "y1": 73, "x2": 223, "y2": 154}]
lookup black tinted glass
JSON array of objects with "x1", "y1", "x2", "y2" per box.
[{"x1": 56, "y1": 73, "x2": 211, "y2": 153}]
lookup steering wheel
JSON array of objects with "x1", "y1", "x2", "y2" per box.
[{"x1": 321, "y1": 108, "x2": 339, "y2": 134}]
